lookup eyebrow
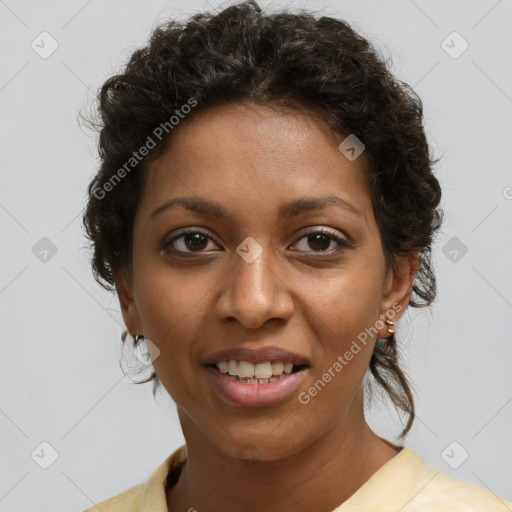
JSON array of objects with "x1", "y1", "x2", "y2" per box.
[{"x1": 150, "y1": 195, "x2": 364, "y2": 220}]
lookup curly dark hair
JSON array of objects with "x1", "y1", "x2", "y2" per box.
[{"x1": 82, "y1": 0, "x2": 443, "y2": 439}]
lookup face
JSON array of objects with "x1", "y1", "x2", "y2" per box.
[{"x1": 116, "y1": 102, "x2": 417, "y2": 461}]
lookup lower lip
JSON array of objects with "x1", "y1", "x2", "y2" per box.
[{"x1": 206, "y1": 366, "x2": 308, "y2": 407}]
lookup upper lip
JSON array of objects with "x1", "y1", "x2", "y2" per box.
[{"x1": 204, "y1": 345, "x2": 310, "y2": 366}]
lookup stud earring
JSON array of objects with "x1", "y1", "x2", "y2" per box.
[{"x1": 384, "y1": 318, "x2": 396, "y2": 334}]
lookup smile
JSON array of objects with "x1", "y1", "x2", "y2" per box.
[
  {"x1": 214, "y1": 360, "x2": 306, "y2": 383},
  {"x1": 207, "y1": 362, "x2": 309, "y2": 407}
]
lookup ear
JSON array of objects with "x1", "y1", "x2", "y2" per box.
[
  {"x1": 113, "y1": 266, "x2": 143, "y2": 336},
  {"x1": 377, "y1": 251, "x2": 420, "y2": 337}
]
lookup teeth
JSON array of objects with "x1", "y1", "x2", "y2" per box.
[
  {"x1": 238, "y1": 361, "x2": 254, "y2": 378},
  {"x1": 254, "y1": 362, "x2": 272, "y2": 379},
  {"x1": 271, "y1": 361, "x2": 284, "y2": 375},
  {"x1": 215, "y1": 360, "x2": 300, "y2": 379},
  {"x1": 232, "y1": 376, "x2": 283, "y2": 384},
  {"x1": 227, "y1": 360, "x2": 238, "y2": 376}
]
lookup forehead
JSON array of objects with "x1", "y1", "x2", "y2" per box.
[{"x1": 142, "y1": 102, "x2": 372, "y2": 219}]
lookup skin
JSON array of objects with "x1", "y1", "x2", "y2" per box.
[{"x1": 115, "y1": 101, "x2": 419, "y2": 512}]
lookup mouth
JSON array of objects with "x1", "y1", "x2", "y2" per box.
[
  {"x1": 205, "y1": 359, "x2": 309, "y2": 407},
  {"x1": 208, "y1": 360, "x2": 309, "y2": 384},
  {"x1": 203, "y1": 345, "x2": 310, "y2": 407}
]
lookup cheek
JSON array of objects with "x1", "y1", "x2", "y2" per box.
[
  {"x1": 306, "y1": 271, "x2": 383, "y2": 336},
  {"x1": 299, "y1": 269, "x2": 383, "y2": 384},
  {"x1": 133, "y1": 266, "x2": 203, "y2": 364},
  {"x1": 302, "y1": 284, "x2": 380, "y2": 411},
  {"x1": 135, "y1": 271, "x2": 202, "y2": 403}
]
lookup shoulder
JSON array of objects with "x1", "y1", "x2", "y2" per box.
[
  {"x1": 80, "y1": 444, "x2": 187, "y2": 512},
  {"x1": 82, "y1": 483, "x2": 143, "y2": 512},
  {"x1": 403, "y1": 452, "x2": 512, "y2": 511}
]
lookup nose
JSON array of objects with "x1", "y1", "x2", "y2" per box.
[{"x1": 214, "y1": 242, "x2": 294, "y2": 329}]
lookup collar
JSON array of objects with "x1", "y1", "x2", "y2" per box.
[{"x1": 138, "y1": 444, "x2": 188, "y2": 511}]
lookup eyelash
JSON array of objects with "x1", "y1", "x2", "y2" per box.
[{"x1": 160, "y1": 227, "x2": 351, "y2": 258}]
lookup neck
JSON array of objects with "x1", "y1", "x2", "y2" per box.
[{"x1": 166, "y1": 401, "x2": 400, "y2": 512}]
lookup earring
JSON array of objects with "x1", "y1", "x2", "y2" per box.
[
  {"x1": 384, "y1": 318, "x2": 396, "y2": 334},
  {"x1": 134, "y1": 333, "x2": 144, "y2": 343}
]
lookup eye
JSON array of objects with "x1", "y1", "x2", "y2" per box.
[
  {"x1": 290, "y1": 228, "x2": 350, "y2": 254},
  {"x1": 160, "y1": 227, "x2": 351, "y2": 258},
  {"x1": 161, "y1": 229, "x2": 220, "y2": 256}
]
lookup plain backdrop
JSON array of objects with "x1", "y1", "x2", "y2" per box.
[{"x1": 1, "y1": 0, "x2": 511, "y2": 510}]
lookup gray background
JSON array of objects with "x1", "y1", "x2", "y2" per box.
[{"x1": 1, "y1": 0, "x2": 511, "y2": 510}]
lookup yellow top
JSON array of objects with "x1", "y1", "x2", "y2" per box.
[{"x1": 84, "y1": 444, "x2": 512, "y2": 511}]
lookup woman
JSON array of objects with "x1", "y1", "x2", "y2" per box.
[{"x1": 81, "y1": 1, "x2": 512, "y2": 510}]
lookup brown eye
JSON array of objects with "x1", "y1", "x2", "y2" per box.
[
  {"x1": 291, "y1": 229, "x2": 350, "y2": 254},
  {"x1": 161, "y1": 229, "x2": 220, "y2": 255},
  {"x1": 181, "y1": 233, "x2": 209, "y2": 251},
  {"x1": 304, "y1": 233, "x2": 332, "y2": 251}
]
